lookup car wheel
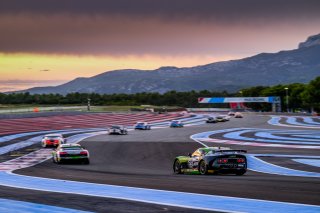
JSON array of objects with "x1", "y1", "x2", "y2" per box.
[
  {"x1": 199, "y1": 160, "x2": 208, "y2": 175},
  {"x1": 55, "y1": 156, "x2": 62, "y2": 164},
  {"x1": 236, "y1": 170, "x2": 246, "y2": 176},
  {"x1": 83, "y1": 159, "x2": 90, "y2": 164},
  {"x1": 53, "y1": 156, "x2": 60, "y2": 164},
  {"x1": 42, "y1": 143, "x2": 46, "y2": 148},
  {"x1": 173, "y1": 160, "x2": 182, "y2": 174}
]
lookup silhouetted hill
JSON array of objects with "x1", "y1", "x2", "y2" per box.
[{"x1": 20, "y1": 34, "x2": 320, "y2": 94}]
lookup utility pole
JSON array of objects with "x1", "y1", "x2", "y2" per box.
[
  {"x1": 284, "y1": 87, "x2": 289, "y2": 113},
  {"x1": 87, "y1": 98, "x2": 91, "y2": 111}
]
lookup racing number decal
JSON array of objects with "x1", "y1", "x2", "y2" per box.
[{"x1": 188, "y1": 157, "x2": 199, "y2": 168}]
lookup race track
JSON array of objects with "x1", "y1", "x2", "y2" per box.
[{"x1": 0, "y1": 112, "x2": 319, "y2": 212}]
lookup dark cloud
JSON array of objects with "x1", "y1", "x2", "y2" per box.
[
  {"x1": 1, "y1": 0, "x2": 320, "y2": 20},
  {"x1": 0, "y1": 0, "x2": 319, "y2": 55}
]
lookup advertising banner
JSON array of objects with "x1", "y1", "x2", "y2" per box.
[{"x1": 198, "y1": 97, "x2": 280, "y2": 103}]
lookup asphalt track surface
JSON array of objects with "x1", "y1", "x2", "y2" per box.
[{"x1": 0, "y1": 113, "x2": 319, "y2": 212}]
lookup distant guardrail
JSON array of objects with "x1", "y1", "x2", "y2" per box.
[
  {"x1": 0, "y1": 106, "x2": 88, "y2": 114},
  {"x1": 187, "y1": 108, "x2": 230, "y2": 112}
]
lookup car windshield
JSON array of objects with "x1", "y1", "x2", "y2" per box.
[
  {"x1": 62, "y1": 146, "x2": 82, "y2": 150},
  {"x1": 45, "y1": 136, "x2": 60, "y2": 139},
  {"x1": 206, "y1": 150, "x2": 216, "y2": 155},
  {"x1": 111, "y1": 126, "x2": 121, "y2": 129}
]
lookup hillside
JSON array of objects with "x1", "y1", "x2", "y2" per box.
[{"x1": 20, "y1": 34, "x2": 320, "y2": 94}]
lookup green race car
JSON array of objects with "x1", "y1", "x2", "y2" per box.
[{"x1": 173, "y1": 147, "x2": 247, "y2": 175}]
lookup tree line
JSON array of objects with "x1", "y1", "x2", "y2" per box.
[{"x1": 0, "y1": 76, "x2": 319, "y2": 112}]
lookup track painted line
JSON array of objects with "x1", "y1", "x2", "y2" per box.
[
  {"x1": 0, "y1": 128, "x2": 106, "y2": 155},
  {"x1": 190, "y1": 131, "x2": 320, "y2": 177},
  {"x1": 190, "y1": 129, "x2": 320, "y2": 149},
  {"x1": 150, "y1": 114, "x2": 207, "y2": 127},
  {"x1": 0, "y1": 198, "x2": 91, "y2": 213},
  {"x1": 0, "y1": 131, "x2": 107, "y2": 171},
  {"x1": 246, "y1": 155, "x2": 320, "y2": 178},
  {"x1": 254, "y1": 131, "x2": 320, "y2": 142},
  {"x1": 224, "y1": 129, "x2": 320, "y2": 145},
  {"x1": 287, "y1": 117, "x2": 320, "y2": 127},
  {"x1": 0, "y1": 172, "x2": 319, "y2": 213},
  {"x1": 0, "y1": 113, "x2": 188, "y2": 136},
  {"x1": 251, "y1": 154, "x2": 320, "y2": 159},
  {"x1": 268, "y1": 116, "x2": 320, "y2": 129},
  {"x1": 0, "y1": 128, "x2": 104, "y2": 144},
  {"x1": 292, "y1": 159, "x2": 320, "y2": 168},
  {"x1": 0, "y1": 116, "x2": 206, "y2": 171},
  {"x1": 0, "y1": 122, "x2": 319, "y2": 212},
  {"x1": 303, "y1": 117, "x2": 320, "y2": 125}
]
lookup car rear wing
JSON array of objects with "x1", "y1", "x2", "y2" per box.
[{"x1": 215, "y1": 150, "x2": 247, "y2": 153}]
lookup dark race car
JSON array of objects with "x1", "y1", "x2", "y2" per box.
[
  {"x1": 108, "y1": 125, "x2": 128, "y2": 135},
  {"x1": 173, "y1": 147, "x2": 247, "y2": 175},
  {"x1": 206, "y1": 116, "x2": 217, "y2": 123},
  {"x1": 216, "y1": 115, "x2": 230, "y2": 122},
  {"x1": 170, "y1": 120, "x2": 184, "y2": 128}
]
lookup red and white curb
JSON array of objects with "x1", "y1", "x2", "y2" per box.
[{"x1": 0, "y1": 149, "x2": 52, "y2": 171}]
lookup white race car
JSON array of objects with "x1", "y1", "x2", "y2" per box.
[
  {"x1": 52, "y1": 144, "x2": 90, "y2": 164},
  {"x1": 108, "y1": 125, "x2": 128, "y2": 135},
  {"x1": 234, "y1": 112, "x2": 243, "y2": 118},
  {"x1": 228, "y1": 111, "x2": 236, "y2": 116}
]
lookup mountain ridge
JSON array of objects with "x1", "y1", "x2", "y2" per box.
[{"x1": 17, "y1": 34, "x2": 320, "y2": 94}]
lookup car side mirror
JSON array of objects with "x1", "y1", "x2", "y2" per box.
[{"x1": 188, "y1": 153, "x2": 192, "y2": 157}]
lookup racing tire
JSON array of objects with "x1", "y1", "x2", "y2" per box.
[
  {"x1": 235, "y1": 170, "x2": 246, "y2": 176},
  {"x1": 173, "y1": 160, "x2": 182, "y2": 174},
  {"x1": 53, "y1": 156, "x2": 61, "y2": 164},
  {"x1": 199, "y1": 160, "x2": 208, "y2": 175},
  {"x1": 83, "y1": 159, "x2": 90, "y2": 164}
]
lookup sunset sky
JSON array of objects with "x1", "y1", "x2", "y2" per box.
[{"x1": 1, "y1": 0, "x2": 320, "y2": 92}]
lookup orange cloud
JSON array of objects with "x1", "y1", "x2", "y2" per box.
[{"x1": 0, "y1": 52, "x2": 242, "y2": 91}]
